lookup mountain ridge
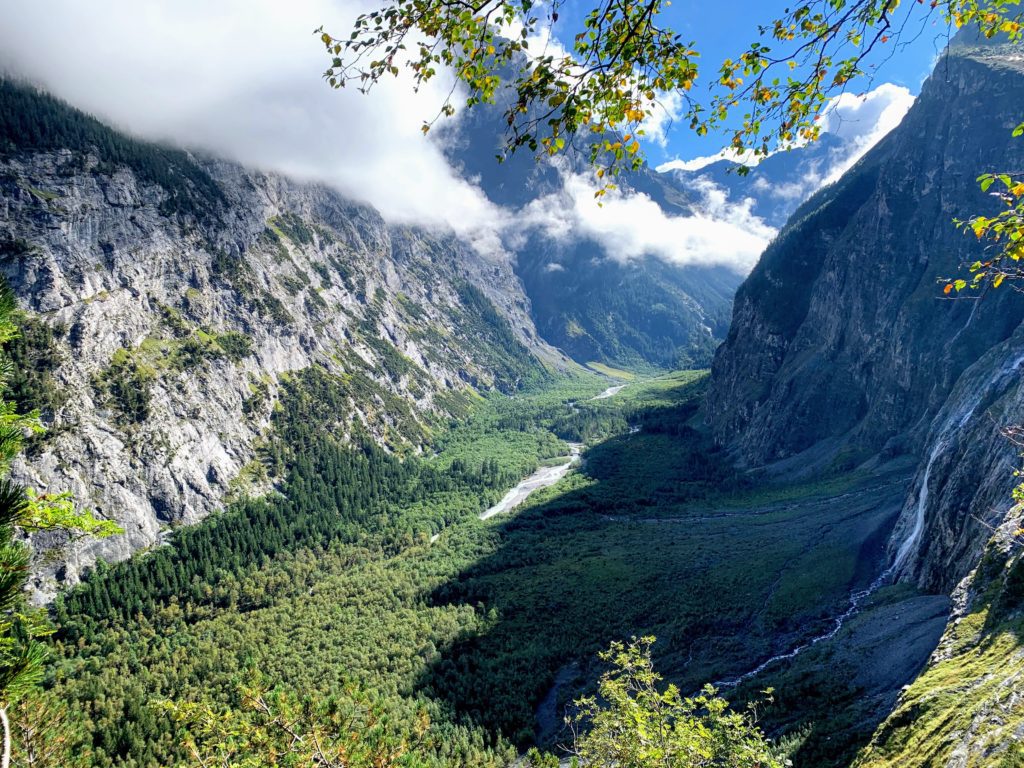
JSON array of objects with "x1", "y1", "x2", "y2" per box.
[{"x1": 0, "y1": 78, "x2": 575, "y2": 596}]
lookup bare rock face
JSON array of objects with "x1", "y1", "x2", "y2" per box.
[
  {"x1": 887, "y1": 331, "x2": 1024, "y2": 591},
  {"x1": 707, "y1": 46, "x2": 1024, "y2": 471},
  {"x1": 0, "y1": 144, "x2": 564, "y2": 599},
  {"x1": 706, "y1": 43, "x2": 1024, "y2": 590},
  {"x1": 704, "y1": 40, "x2": 1024, "y2": 762}
]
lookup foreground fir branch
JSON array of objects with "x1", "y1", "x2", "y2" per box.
[{"x1": 0, "y1": 285, "x2": 122, "y2": 768}]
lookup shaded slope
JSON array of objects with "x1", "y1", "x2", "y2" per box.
[
  {"x1": 706, "y1": 45, "x2": 1024, "y2": 472},
  {"x1": 444, "y1": 102, "x2": 744, "y2": 369}
]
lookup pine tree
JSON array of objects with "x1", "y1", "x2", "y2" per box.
[{"x1": 0, "y1": 287, "x2": 120, "y2": 767}]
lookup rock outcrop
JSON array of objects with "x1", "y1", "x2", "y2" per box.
[
  {"x1": 706, "y1": 40, "x2": 1024, "y2": 587},
  {"x1": 0, "y1": 82, "x2": 566, "y2": 597},
  {"x1": 704, "y1": 37, "x2": 1024, "y2": 766}
]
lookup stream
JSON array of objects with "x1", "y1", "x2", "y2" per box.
[
  {"x1": 431, "y1": 379, "x2": 631, "y2": 544},
  {"x1": 592, "y1": 383, "x2": 627, "y2": 400},
  {"x1": 714, "y1": 566, "x2": 897, "y2": 688},
  {"x1": 479, "y1": 379, "x2": 627, "y2": 519},
  {"x1": 714, "y1": 355, "x2": 1024, "y2": 688},
  {"x1": 430, "y1": 443, "x2": 583, "y2": 543},
  {"x1": 480, "y1": 443, "x2": 583, "y2": 520}
]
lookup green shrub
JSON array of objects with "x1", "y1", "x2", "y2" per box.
[
  {"x1": 4, "y1": 313, "x2": 66, "y2": 419},
  {"x1": 94, "y1": 349, "x2": 153, "y2": 423},
  {"x1": 214, "y1": 332, "x2": 254, "y2": 362}
]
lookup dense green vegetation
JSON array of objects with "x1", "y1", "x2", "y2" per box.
[
  {"x1": 0, "y1": 289, "x2": 121, "y2": 766},
  {"x1": 3, "y1": 313, "x2": 66, "y2": 423},
  {"x1": 526, "y1": 637, "x2": 783, "y2": 768},
  {"x1": 49, "y1": 367, "x2": 609, "y2": 767},
  {"x1": 0, "y1": 79, "x2": 224, "y2": 218},
  {"x1": 35, "y1": 366, "x2": 916, "y2": 767},
  {"x1": 854, "y1": 549, "x2": 1024, "y2": 768},
  {"x1": 59, "y1": 366, "x2": 534, "y2": 633}
]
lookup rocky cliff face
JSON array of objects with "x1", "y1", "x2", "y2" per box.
[
  {"x1": 705, "y1": 40, "x2": 1024, "y2": 766},
  {"x1": 707, "y1": 44, "x2": 1024, "y2": 486},
  {"x1": 706, "y1": 41, "x2": 1024, "y2": 594},
  {"x1": 0, "y1": 82, "x2": 565, "y2": 597}
]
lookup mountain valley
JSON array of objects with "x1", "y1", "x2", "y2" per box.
[{"x1": 0, "y1": 16, "x2": 1022, "y2": 768}]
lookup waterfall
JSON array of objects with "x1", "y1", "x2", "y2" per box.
[
  {"x1": 716, "y1": 347, "x2": 1024, "y2": 688},
  {"x1": 889, "y1": 438, "x2": 943, "y2": 574},
  {"x1": 889, "y1": 349, "x2": 1024, "y2": 577}
]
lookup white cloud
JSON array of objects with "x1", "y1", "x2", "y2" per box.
[
  {"x1": 0, "y1": 1, "x2": 779, "y2": 273},
  {"x1": 818, "y1": 82, "x2": 915, "y2": 184},
  {"x1": 519, "y1": 167, "x2": 775, "y2": 272},
  {"x1": 0, "y1": 0, "x2": 503, "y2": 242},
  {"x1": 656, "y1": 148, "x2": 760, "y2": 174},
  {"x1": 658, "y1": 82, "x2": 914, "y2": 192}
]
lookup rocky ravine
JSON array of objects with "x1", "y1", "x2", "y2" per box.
[{"x1": 0, "y1": 100, "x2": 566, "y2": 597}]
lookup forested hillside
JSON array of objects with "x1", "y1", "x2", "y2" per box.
[{"x1": 0, "y1": 79, "x2": 564, "y2": 595}]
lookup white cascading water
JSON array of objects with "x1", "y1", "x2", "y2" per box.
[
  {"x1": 889, "y1": 433, "x2": 951, "y2": 575},
  {"x1": 715, "y1": 347, "x2": 1024, "y2": 689},
  {"x1": 891, "y1": 348, "x2": 1024, "y2": 576}
]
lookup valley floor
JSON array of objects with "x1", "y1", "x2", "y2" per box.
[{"x1": 47, "y1": 369, "x2": 950, "y2": 767}]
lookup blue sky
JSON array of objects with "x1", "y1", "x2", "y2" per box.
[{"x1": 539, "y1": 0, "x2": 955, "y2": 165}]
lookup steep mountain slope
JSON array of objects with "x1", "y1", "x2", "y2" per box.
[
  {"x1": 446, "y1": 78, "x2": 902, "y2": 371},
  {"x1": 704, "y1": 38, "x2": 1024, "y2": 766},
  {"x1": 443, "y1": 103, "x2": 744, "y2": 370},
  {"x1": 707, "y1": 43, "x2": 1024, "y2": 482},
  {"x1": 0, "y1": 80, "x2": 565, "y2": 596}
]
